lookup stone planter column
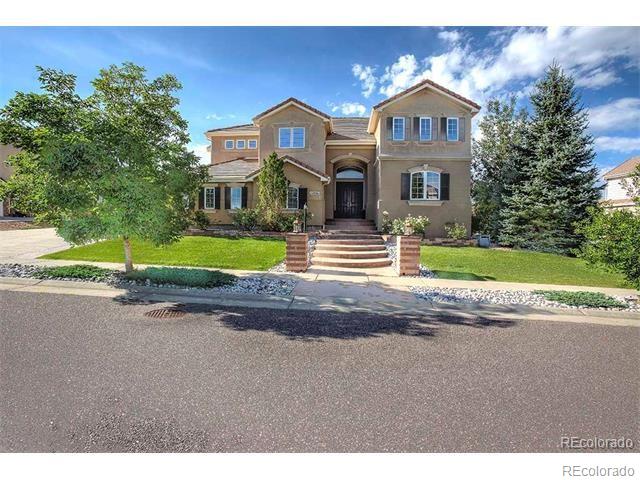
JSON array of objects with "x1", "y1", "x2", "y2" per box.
[
  {"x1": 396, "y1": 235, "x2": 421, "y2": 276},
  {"x1": 286, "y1": 233, "x2": 309, "y2": 272}
]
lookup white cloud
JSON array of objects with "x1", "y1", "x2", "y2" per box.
[
  {"x1": 437, "y1": 30, "x2": 462, "y2": 44},
  {"x1": 588, "y1": 98, "x2": 640, "y2": 132},
  {"x1": 190, "y1": 143, "x2": 210, "y2": 165},
  {"x1": 354, "y1": 27, "x2": 639, "y2": 108},
  {"x1": 330, "y1": 102, "x2": 367, "y2": 116},
  {"x1": 205, "y1": 113, "x2": 237, "y2": 121},
  {"x1": 594, "y1": 136, "x2": 640, "y2": 153},
  {"x1": 352, "y1": 64, "x2": 376, "y2": 98}
]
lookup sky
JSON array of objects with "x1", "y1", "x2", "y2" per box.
[{"x1": 0, "y1": 26, "x2": 639, "y2": 173}]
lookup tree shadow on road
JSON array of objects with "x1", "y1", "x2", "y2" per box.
[{"x1": 114, "y1": 296, "x2": 516, "y2": 342}]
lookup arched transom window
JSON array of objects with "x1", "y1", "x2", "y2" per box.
[
  {"x1": 411, "y1": 170, "x2": 440, "y2": 200},
  {"x1": 336, "y1": 167, "x2": 364, "y2": 180}
]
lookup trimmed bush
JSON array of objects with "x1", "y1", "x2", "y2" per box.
[
  {"x1": 33, "y1": 264, "x2": 115, "y2": 280},
  {"x1": 231, "y1": 208, "x2": 260, "y2": 231},
  {"x1": 191, "y1": 210, "x2": 210, "y2": 230},
  {"x1": 125, "y1": 266, "x2": 236, "y2": 288},
  {"x1": 444, "y1": 222, "x2": 468, "y2": 240},
  {"x1": 533, "y1": 290, "x2": 628, "y2": 309}
]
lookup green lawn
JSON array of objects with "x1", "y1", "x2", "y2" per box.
[
  {"x1": 421, "y1": 246, "x2": 631, "y2": 288},
  {"x1": 41, "y1": 236, "x2": 286, "y2": 271}
]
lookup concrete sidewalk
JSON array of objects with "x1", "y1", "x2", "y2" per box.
[{"x1": 1, "y1": 276, "x2": 638, "y2": 327}]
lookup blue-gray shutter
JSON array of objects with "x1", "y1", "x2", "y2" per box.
[
  {"x1": 440, "y1": 117, "x2": 447, "y2": 140},
  {"x1": 198, "y1": 188, "x2": 204, "y2": 209},
  {"x1": 224, "y1": 186, "x2": 231, "y2": 209},
  {"x1": 401, "y1": 173, "x2": 410, "y2": 200},
  {"x1": 386, "y1": 117, "x2": 393, "y2": 140},
  {"x1": 298, "y1": 188, "x2": 307, "y2": 209},
  {"x1": 440, "y1": 173, "x2": 450, "y2": 200},
  {"x1": 413, "y1": 117, "x2": 420, "y2": 140},
  {"x1": 432, "y1": 116, "x2": 438, "y2": 140},
  {"x1": 241, "y1": 186, "x2": 248, "y2": 208},
  {"x1": 458, "y1": 117, "x2": 465, "y2": 142},
  {"x1": 405, "y1": 116, "x2": 411, "y2": 141},
  {"x1": 214, "y1": 187, "x2": 221, "y2": 209}
]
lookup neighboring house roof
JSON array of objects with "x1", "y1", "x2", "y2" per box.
[
  {"x1": 599, "y1": 198, "x2": 637, "y2": 208},
  {"x1": 206, "y1": 124, "x2": 259, "y2": 136},
  {"x1": 252, "y1": 97, "x2": 332, "y2": 123},
  {"x1": 372, "y1": 78, "x2": 481, "y2": 111},
  {"x1": 207, "y1": 158, "x2": 260, "y2": 180},
  {"x1": 327, "y1": 117, "x2": 375, "y2": 142},
  {"x1": 603, "y1": 156, "x2": 640, "y2": 180}
]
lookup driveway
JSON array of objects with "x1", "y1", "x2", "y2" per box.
[
  {"x1": 0, "y1": 228, "x2": 69, "y2": 262},
  {"x1": 1, "y1": 290, "x2": 638, "y2": 452}
]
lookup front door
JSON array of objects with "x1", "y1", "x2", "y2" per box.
[{"x1": 335, "y1": 182, "x2": 364, "y2": 218}]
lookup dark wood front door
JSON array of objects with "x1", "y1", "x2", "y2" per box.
[{"x1": 335, "y1": 182, "x2": 364, "y2": 218}]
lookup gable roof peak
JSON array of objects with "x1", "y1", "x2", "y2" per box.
[
  {"x1": 253, "y1": 97, "x2": 332, "y2": 123},
  {"x1": 372, "y1": 78, "x2": 481, "y2": 111}
]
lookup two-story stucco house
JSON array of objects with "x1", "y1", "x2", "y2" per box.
[
  {"x1": 601, "y1": 156, "x2": 639, "y2": 211},
  {"x1": 198, "y1": 79, "x2": 480, "y2": 238}
]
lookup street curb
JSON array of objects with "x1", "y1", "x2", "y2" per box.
[{"x1": 1, "y1": 276, "x2": 638, "y2": 326}]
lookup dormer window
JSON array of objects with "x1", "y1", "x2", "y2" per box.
[
  {"x1": 279, "y1": 127, "x2": 305, "y2": 149},
  {"x1": 248, "y1": 139, "x2": 257, "y2": 149},
  {"x1": 447, "y1": 117, "x2": 459, "y2": 141},
  {"x1": 392, "y1": 117, "x2": 405, "y2": 141},
  {"x1": 236, "y1": 139, "x2": 246, "y2": 149},
  {"x1": 224, "y1": 140, "x2": 234, "y2": 149}
]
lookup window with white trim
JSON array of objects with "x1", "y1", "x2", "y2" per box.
[
  {"x1": 286, "y1": 186, "x2": 299, "y2": 209},
  {"x1": 419, "y1": 117, "x2": 432, "y2": 141},
  {"x1": 236, "y1": 139, "x2": 246, "y2": 149},
  {"x1": 392, "y1": 117, "x2": 405, "y2": 141},
  {"x1": 447, "y1": 118, "x2": 459, "y2": 141},
  {"x1": 230, "y1": 187, "x2": 242, "y2": 209},
  {"x1": 224, "y1": 139, "x2": 234, "y2": 149},
  {"x1": 279, "y1": 127, "x2": 305, "y2": 148},
  {"x1": 248, "y1": 139, "x2": 257, "y2": 149},
  {"x1": 204, "y1": 187, "x2": 216, "y2": 209},
  {"x1": 411, "y1": 171, "x2": 441, "y2": 200}
]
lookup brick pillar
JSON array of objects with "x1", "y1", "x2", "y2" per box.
[
  {"x1": 286, "y1": 233, "x2": 309, "y2": 272},
  {"x1": 396, "y1": 235, "x2": 421, "y2": 276}
]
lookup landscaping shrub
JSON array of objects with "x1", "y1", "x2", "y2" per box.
[
  {"x1": 190, "y1": 210, "x2": 210, "y2": 230},
  {"x1": 388, "y1": 214, "x2": 430, "y2": 236},
  {"x1": 261, "y1": 211, "x2": 297, "y2": 232},
  {"x1": 578, "y1": 207, "x2": 640, "y2": 289},
  {"x1": 380, "y1": 211, "x2": 392, "y2": 234},
  {"x1": 533, "y1": 290, "x2": 628, "y2": 309},
  {"x1": 125, "y1": 266, "x2": 236, "y2": 288},
  {"x1": 444, "y1": 222, "x2": 468, "y2": 240},
  {"x1": 231, "y1": 208, "x2": 260, "y2": 231},
  {"x1": 33, "y1": 264, "x2": 115, "y2": 280}
]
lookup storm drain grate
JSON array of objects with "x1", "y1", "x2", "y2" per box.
[{"x1": 143, "y1": 308, "x2": 186, "y2": 319}]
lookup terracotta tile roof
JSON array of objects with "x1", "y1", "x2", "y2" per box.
[
  {"x1": 373, "y1": 78, "x2": 481, "y2": 111},
  {"x1": 280, "y1": 154, "x2": 329, "y2": 180},
  {"x1": 206, "y1": 123, "x2": 259, "y2": 134},
  {"x1": 208, "y1": 158, "x2": 259, "y2": 178},
  {"x1": 327, "y1": 117, "x2": 375, "y2": 141},
  {"x1": 603, "y1": 156, "x2": 640, "y2": 180},
  {"x1": 253, "y1": 97, "x2": 331, "y2": 122}
]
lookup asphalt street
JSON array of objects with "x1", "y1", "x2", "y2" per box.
[{"x1": 1, "y1": 290, "x2": 638, "y2": 452}]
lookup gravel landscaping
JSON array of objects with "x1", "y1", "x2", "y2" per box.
[
  {"x1": 0, "y1": 263, "x2": 297, "y2": 296},
  {"x1": 409, "y1": 285, "x2": 640, "y2": 312}
]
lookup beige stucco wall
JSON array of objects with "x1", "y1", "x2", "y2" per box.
[
  {"x1": 325, "y1": 146, "x2": 376, "y2": 220},
  {"x1": 209, "y1": 135, "x2": 260, "y2": 164},
  {"x1": 376, "y1": 158, "x2": 472, "y2": 238},
  {"x1": 377, "y1": 89, "x2": 472, "y2": 158},
  {"x1": 257, "y1": 105, "x2": 328, "y2": 173},
  {"x1": 199, "y1": 162, "x2": 324, "y2": 227}
]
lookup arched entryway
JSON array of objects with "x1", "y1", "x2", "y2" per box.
[{"x1": 335, "y1": 166, "x2": 365, "y2": 218}]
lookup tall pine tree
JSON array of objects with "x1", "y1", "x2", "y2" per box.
[
  {"x1": 499, "y1": 64, "x2": 600, "y2": 254},
  {"x1": 472, "y1": 96, "x2": 528, "y2": 239}
]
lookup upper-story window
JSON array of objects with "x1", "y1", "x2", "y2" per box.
[
  {"x1": 392, "y1": 117, "x2": 405, "y2": 141},
  {"x1": 411, "y1": 171, "x2": 440, "y2": 200},
  {"x1": 419, "y1": 117, "x2": 432, "y2": 141},
  {"x1": 236, "y1": 139, "x2": 246, "y2": 149},
  {"x1": 248, "y1": 139, "x2": 257, "y2": 149},
  {"x1": 224, "y1": 139, "x2": 234, "y2": 150},
  {"x1": 447, "y1": 118, "x2": 459, "y2": 141},
  {"x1": 279, "y1": 127, "x2": 305, "y2": 149}
]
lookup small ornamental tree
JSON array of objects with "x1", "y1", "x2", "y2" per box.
[
  {"x1": 256, "y1": 152, "x2": 288, "y2": 229},
  {"x1": 0, "y1": 63, "x2": 207, "y2": 272}
]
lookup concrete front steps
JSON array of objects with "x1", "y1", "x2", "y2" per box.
[{"x1": 312, "y1": 219, "x2": 392, "y2": 268}]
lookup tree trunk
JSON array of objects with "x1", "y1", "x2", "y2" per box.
[{"x1": 123, "y1": 237, "x2": 134, "y2": 273}]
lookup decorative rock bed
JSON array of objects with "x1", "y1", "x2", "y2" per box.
[
  {"x1": 409, "y1": 285, "x2": 640, "y2": 312},
  {"x1": 0, "y1": 263, "x2": 297, "y2": 296}
]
